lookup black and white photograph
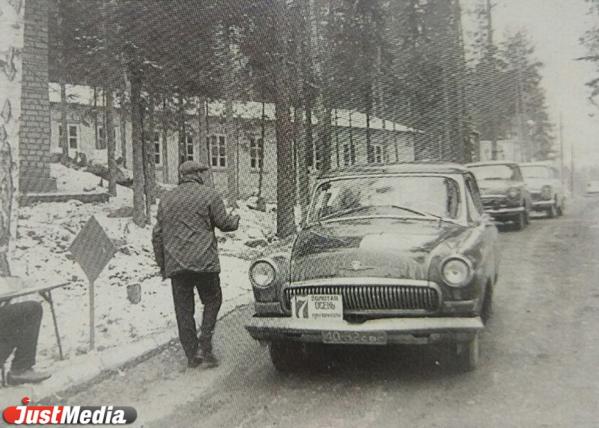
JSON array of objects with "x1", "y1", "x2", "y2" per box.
[{"x1": 1, "y1": 0, "x2": 598, "y2": 426}]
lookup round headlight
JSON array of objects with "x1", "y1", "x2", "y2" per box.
[
  {"x1": 507, "y1": 187, "x2": 520, "y2": 199},
  {"x1": 250, "y1": 261, "x2": 276, "y2": 288},
  {"x1": 541, "y1": 185, "x2": 552, "y2": 199},
  {"x1": 442, "y1": 258, "x2": 471, "y2": 287}
]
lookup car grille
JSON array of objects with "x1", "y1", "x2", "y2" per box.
[
  {"x1": 481, "y1": 196, "x2": 508, "y2": 210},
  {"x1": 284, "y1": 284, "x2": 440, "y2": 312}
]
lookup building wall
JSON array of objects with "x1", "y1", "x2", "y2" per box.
[
  {"x1": 48, "y1": 103, "x2": 416, "y2": 203},
  {"x1": 19, "y1": 0, "x2": 56, "y2": 193}
]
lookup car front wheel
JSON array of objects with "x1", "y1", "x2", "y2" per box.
[
  {"x1": 546, "y1": 202, "x2": 558, "y2": 218},
  {"x1": 455, "y1": 333, "x2": 480, "y2": 371},
  {"x1": 513, "y1": 211, "x2": 526, "y2": 230}
]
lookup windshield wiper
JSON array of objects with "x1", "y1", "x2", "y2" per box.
[
  {"x1": 389, "y1": 205, "x2": 460, "y2": 225},
  {"x1": 319, "y1": 205, "x2": 375, "y2": 221}
]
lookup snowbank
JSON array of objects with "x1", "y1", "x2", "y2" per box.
[{"x1": 9, "y1": 164, "x2": 275, "y2": 370}]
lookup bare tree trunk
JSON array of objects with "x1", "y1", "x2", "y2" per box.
[
  {"x1": 294, "y1": 104, "x2": 309, "y2": 214},
  {"x1": 161, "y1": 97, "x2": 169, "y2": 183},
  {"x1": 257, "y1": 101, "x2": 266, "y2": 200},
  {"x1": 197, "y1": 96, "x2": 211, "y2": 186},
  {"x1": 119, "y1": 90, "x2": 128, "y2": 167},
  {"x1": 59, "y1": 81, "x2": 69, "y2": 163},
  {"x1": 274, "y1": 3, "x2": 296, "y2": 238},
  {"x1": 223, "y1": 28, "x2": 238, "y2": 204},
  {"x1": 144, "y1": 94, "x2": 156, "y2": 218},
  {"x1": 130, "y1": 70, "x2": 146, "y2": 226},
  {"x1": 177, "y1": 94, "x2": 186, "y2": 167},
  {"x1": 106, "y1": 89, "x2": 117, "y2": 195},
  {"x1": 1, "y1": 4, "x2": 23, "y2": 275},
  {"x1": 203, "y1": 98, "x2": 214, "y2": 187}
]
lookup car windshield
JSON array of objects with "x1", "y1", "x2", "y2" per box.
[
  {"x1": 309, "y1": 176, "x2": 460, "y2": 223},
  {"x1": 521, "y1": 166, "x2": 555, "y2": 179},
  {"x1": 469, "y1": 165, "x2": 517, "y2": 181}
]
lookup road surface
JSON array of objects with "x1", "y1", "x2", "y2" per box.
[{"x1": 57, "y1": 197, "x2": 599, "y2": 428}]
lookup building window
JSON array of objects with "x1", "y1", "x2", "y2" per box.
[
  {"x1": 372, "y1": 144, "x2": 384, "y2": 163},
  {"x1": 185, "y1": 134, "x2": 194, "y2": 161},
  {"x1": 313, "y1": 144, "x2": 322, "y2": 170},
  {"x1": 97, "y1": 126, "x2": 106, "y2": 149},
  {"x1": 343, "y1": 143, "x2": 355, "y2": 166},
  {"x1": 249, "y1": 137, "x2": 264, "y2": 170},
  {"x1": 209, "y1": 135, "x2": 226, "y2": 168},
  {"x1": 59, "y1": 124, "x2": 79, "y2": 149},
  {"x1": 153, "y1": 132, "x2": 161, "y2": 165}
]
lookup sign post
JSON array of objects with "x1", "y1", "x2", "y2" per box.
[{"x1": 69, "y1": 216, "x2": 116, "y2": 351}]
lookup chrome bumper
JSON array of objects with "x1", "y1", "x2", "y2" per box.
[
  {"x1": 484, "y1": 206, "x2": 524, "y2": 216},
  {"x1": 245, "y1": 316, "x2": 483, "y2": 345},
  {"x1": 531, "y1": 200, "x2": 554, "y2": 209}
]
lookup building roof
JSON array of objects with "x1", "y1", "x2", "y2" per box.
[
  {"x1": 320, "y1": 162, "x2": 470, "y2": 179},
  {"x1": 466, "y1": 160, "x2": 520, "y2": 167},
  {"x1": 48, "y1": 83, "x2": 421, "y2": 133}
]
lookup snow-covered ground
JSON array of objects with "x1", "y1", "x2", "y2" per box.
[{"x1": 8, "y1": 164, "x2": 276, "y2": 372}]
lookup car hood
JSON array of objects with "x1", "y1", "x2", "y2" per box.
[
  {"x1": 524, "y1": 177, "x2": 559, "y2": 192},
  {"x1": 290, "y1": 218, "x2": 466, "y2": 283}
]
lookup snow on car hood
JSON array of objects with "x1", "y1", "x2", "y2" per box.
[{"x1": 290, "y1": 217, "x2": 466, "y2": 283}]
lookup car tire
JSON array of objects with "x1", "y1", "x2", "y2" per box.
[
  {"x1": 269, "y1": 341, "x2": 302, "y2": 372},
  {"x1": 455, "y1": 333, "x2": 480, "y2": 372},
  {"x1": 546, "y1": 203, "x2": 558, "y2": 218},
  {"x1": 513, "y1": 211, "x2": 526, "y2": 230},
  {"x1": 481, "y1": 284, "x2": 493, "y2": 324},
  {"x1": 556, "y1": 199, "x2": 564, "y2": 216}
]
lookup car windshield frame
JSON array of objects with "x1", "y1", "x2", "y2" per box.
[
  {"x1": 306, "y1": 173, "x2": 464, "y2": 225},
  {"x1": 469, "y1": 164, "x2": 519, "y2": 181}
]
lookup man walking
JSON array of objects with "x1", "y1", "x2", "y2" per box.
[{"x1": 152, "y1": 161, "x2": 240, "y2": 369}]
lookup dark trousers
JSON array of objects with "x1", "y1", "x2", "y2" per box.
[
  {"x1": 171, "y1": 272, "x2": 222, "y2": 361},
  {"x1": 0, "y1": 301, "x2": 43, "y2": 372}
]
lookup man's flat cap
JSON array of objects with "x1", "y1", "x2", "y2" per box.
[{"x1": 179, "y1": 160, "x2": 209, "y2": 175}]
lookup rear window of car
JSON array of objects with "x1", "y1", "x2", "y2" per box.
[
  {"x1": 520, "y1": 166, "x2": 556, "y2": 179},
  {"x1": 469, "y1": 164, "x2": 519, "y2": 181}
]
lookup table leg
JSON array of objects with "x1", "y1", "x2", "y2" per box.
[{"x1": 40, "y1": 290, "x2": 65, "y2": 361}]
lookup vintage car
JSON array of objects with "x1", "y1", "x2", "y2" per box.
[
  {"x1": 466, "y1": 161, "x2": 532, "y2": 230},
  {"x1": 519, "y1": 162, "x2": 565, "y2": 217},
  {"x1": 245, "y1": 163, "x2": 500, "y2": 372},
  {"x1": 586, "y1": 180, "x2": 599, "y2": 196}
]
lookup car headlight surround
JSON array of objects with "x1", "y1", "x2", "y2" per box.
[
  {"x1": 507, "y1": 187, "x2": 521, "y2": 199},
  {"x1": 249, "y1": 260, "x2": 277, "y2": 288},
  {"x1": 441, "y1": 256, "x2": 473, "y2": 288}
]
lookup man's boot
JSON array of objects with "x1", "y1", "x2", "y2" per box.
[{"x1": 197, "y1": 335, "x2": 219, "y2": 368}]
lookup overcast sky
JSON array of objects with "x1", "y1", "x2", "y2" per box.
[{"x1": 463, "y1": 0, "x2": 599, "y2": 168}]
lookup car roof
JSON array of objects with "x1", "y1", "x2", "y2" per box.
[
  {"x1": 466, "y1": 160, "x2": 520, "y2": 168},
  {"x1": 319, "y1": 162, "x2": 470, "y2": 179},
  {"x1": 518, "y1": 161, "x2": 557, "y2": 168}
]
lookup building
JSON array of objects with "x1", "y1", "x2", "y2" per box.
[
  {"x1": 48, "y1": 84, "x2": 418, "y2": 201},
  {"x1": 479, "y1": 139, "x2": 524, "y2": 163}
]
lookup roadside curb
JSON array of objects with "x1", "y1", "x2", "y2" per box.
[{"x1": 0, "y1": 294, "x2": 253, "y2": 406}]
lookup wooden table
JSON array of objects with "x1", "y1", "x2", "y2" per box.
[{"x1": 0, "y1": 277, "x2": 69, "y2": 361}]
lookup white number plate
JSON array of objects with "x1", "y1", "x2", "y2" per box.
[{"x1": 291, "y1": 295, "x2": 343, "y2": 321}]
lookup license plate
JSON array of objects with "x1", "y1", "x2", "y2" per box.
[
  {"x1": 291, "y1": 295, "x2": 343, "y2": 321},
  {"x1": 322, "y1": 330, "x2": 388, "y2": 345}
]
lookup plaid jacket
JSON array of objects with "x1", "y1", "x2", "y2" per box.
[{"x1": 152, "y1": 177, "x2": 239, "y2": 278}]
